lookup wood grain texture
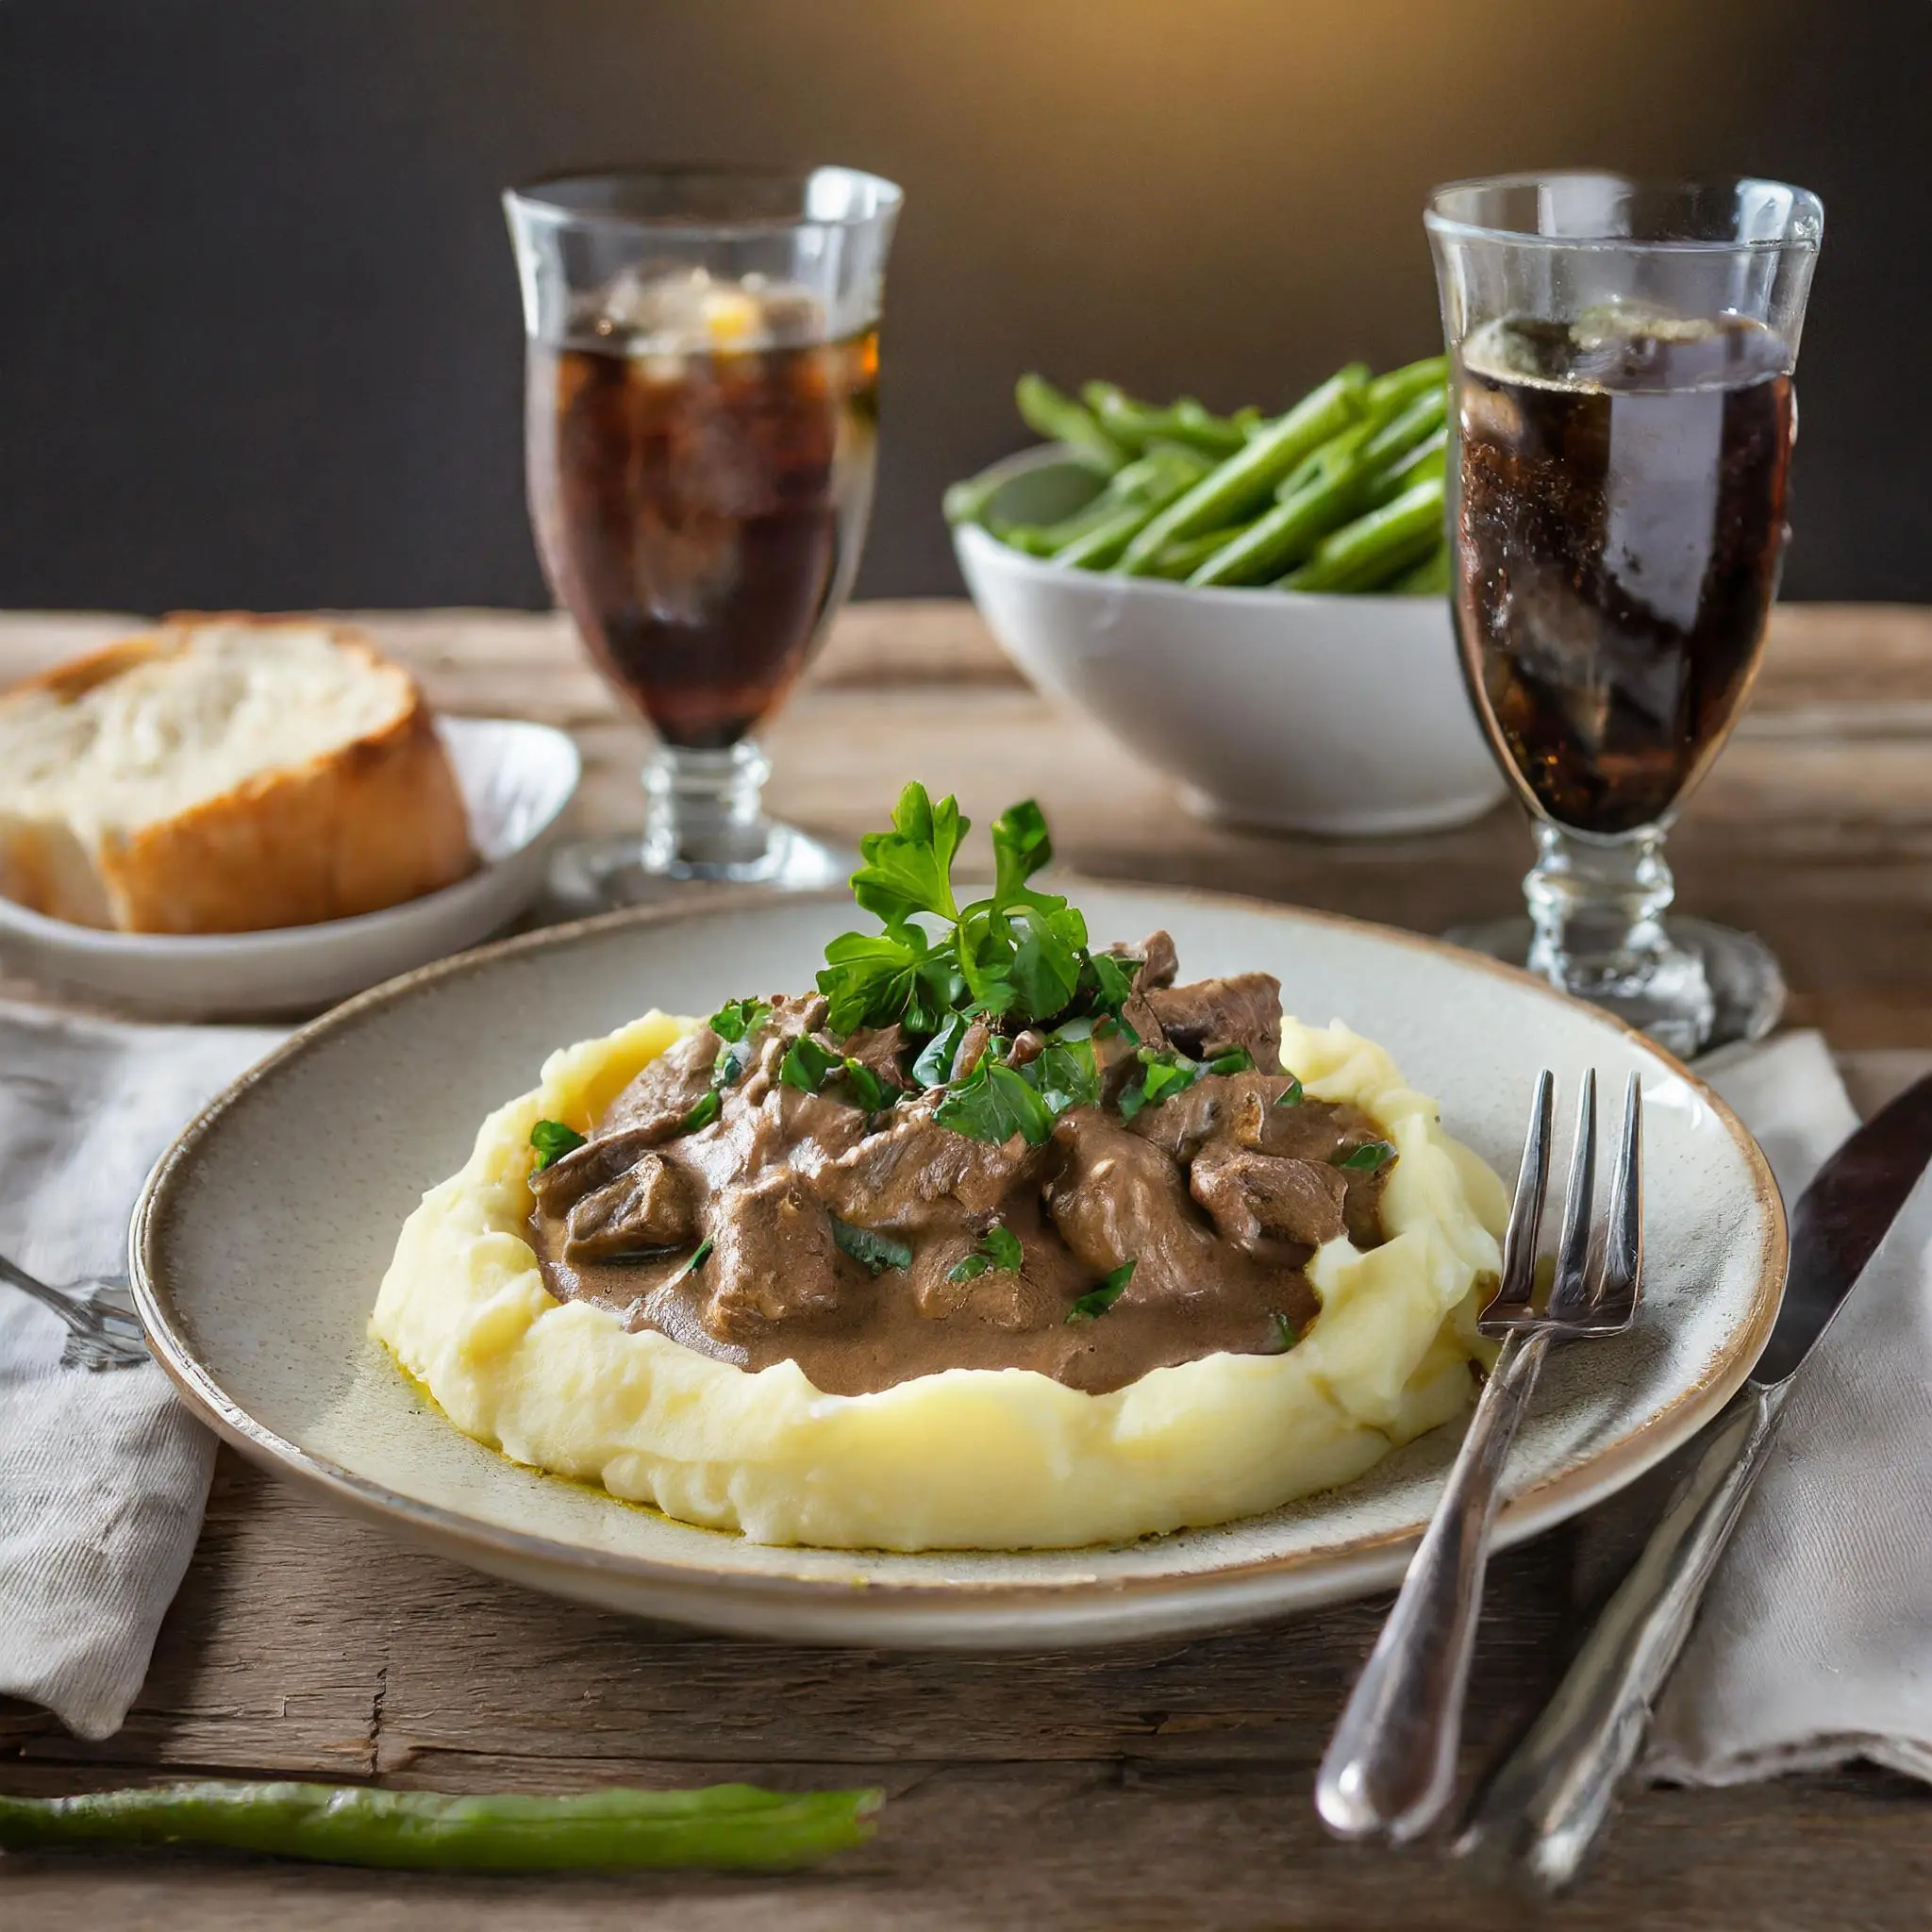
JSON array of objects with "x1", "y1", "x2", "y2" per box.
[{"x1": 5, "y1": 600, "x2": 1932, "y2": 1927}]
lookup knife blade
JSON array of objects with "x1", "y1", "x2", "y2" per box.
[{"x1": 1455, "y1": 1071, "x2": 1932, "y2": 1891}]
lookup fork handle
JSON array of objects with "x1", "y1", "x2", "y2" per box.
[
  {"x1": 1316, "y1": 1327, "x2": 1554, "y2": 1841},
  {"x1": 1454, "y1": 1379, "x2": 1787, "y2": 1890}
]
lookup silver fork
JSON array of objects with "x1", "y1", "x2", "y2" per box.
[
  {"x1": 1315, "y1": 1067, "x2": 1643, "y2": 1843},
  {"x1": 0, "y1": 1251, "x2": 151, "y2": 1372}
]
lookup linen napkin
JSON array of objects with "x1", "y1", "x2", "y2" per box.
[
  {"x1": 0, "y1": 1000, "x2": 282, "y2": 1740},
  {"x1": 1641, "y1": 1031, "x2": 1932, "y2": 1785}
]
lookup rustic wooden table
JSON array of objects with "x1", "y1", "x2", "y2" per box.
[{"x1": 4, "y1": 602, "x2": 1931, "y2": 1929}]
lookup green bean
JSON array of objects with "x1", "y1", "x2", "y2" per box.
[
  {"x1": 1360, "y1": 386, "x2": 1447, "y2": 471},
  {"x1": 1015, "y1": 375, "x2": 1129, "y2": 471},
  {"x1": 1277, "y1": 474, "x2": 1447, "y2": 593},
  {"x1": 1053, "y1": 502, "x2": 1160, "y2": 569},
  {"x1": 1190, "y1": 434, "x2": 1381, "y2": 588},
  {"x1": 1082, "y1": 385, "x2": 1248, "y2": 459},
  {"x1": 0, "y1": 1780, "x2": 882, "y2": 1874},
  {"x1": 1117, "y1": 364, "x2": 1370, "y2": 574},
  {"x1": 1365, "y1": 355, "x2": 1448, "y2": 412},
  {"x1": 1391, "y1": 541, "x2": 1452, "y2": 595},
  {"x1": 1143, "y1": 524, "x2": 1257, "y2": 579},
  {"x1": 1364, "y1": 424, "x2": 1448, "y2": 505}
]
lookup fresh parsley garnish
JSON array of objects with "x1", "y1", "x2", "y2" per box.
[
  {"x1": 947, "y1": 1223, "x2": 1025, "y2": 1284},
  {"x1": 682, "y1": 1090, "x2": 722, "y2": 1134},
  {"x1": 709, "y1": 997, "x2": 772, "y2": 1044},
  {"x1": 911, "y1": 1012, "x2": 972, "y2": 1088},
  {"x1": 1068, "y1": 1258, "x2": 1136, "y2": 1323},
  {"x1": 816, "y1": 785, "x2": 1092, "y2": 1035},
  {"x1": 1029, "y1": 1032, "x2": 1102, "y2": 1116},
  {"x1": 1273, "y1": 1312, "x2": 1300, "y2": 1351},
  {"x1": 1118, "y1": 1048, "x2": 1201, "y2": 1123},
  {"x1": 841, "y1": 1057, "x2": 890, "y2": 1112},
  {"x1": 1206, "y1": 1046, "x2": 1256, "y2": 1076},
  {"x1": 1275, "y1": 1075, "x2": 1305, "y2": 1108},
  {"x1": 779, "y1": 1035, "x2": 843, "y2": 1093},
  {"x1": 529, "y1": 1119, "x2": 587, "y2": 1169},
  {"x1": 831, "y1": 1217, "x2": 913, "y2": 1275},
  {"x1": 708, "y1": 998, "x2": 772, "y2": 1084},
  {"x1": 933, "y1": 1053, "x2": 1056, "y2": 1145},
  {"x1": 1334, "y1": 1140, "x2": 1395, "y2": 1173}
]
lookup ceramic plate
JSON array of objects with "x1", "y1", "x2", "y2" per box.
[
  {"x1": 0, "y1": 717, "x2": 579, "y2": 1020},
  {"x1": 131, "y1": 888, "x2": 1785, "y2": 1649}
]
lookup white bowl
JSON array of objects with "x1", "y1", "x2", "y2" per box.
[
  {"x1": 954, "y1": 451, "x2": 1508, "y2": 836},
  {"x1": 0, "y1": 716, "x2": 580, "y2": 1019}
]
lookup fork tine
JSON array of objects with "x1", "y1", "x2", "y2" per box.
[
  {"x1": 1482, "y1": 1070, "x2": 1555, "y2": 1324},
  {"x1": 1546, "y1": 1070, "x2": 1598, "y2": 1323},
  {"x1": 1592, "y1": 1074, "x2": 1643, "y2": 1326}
]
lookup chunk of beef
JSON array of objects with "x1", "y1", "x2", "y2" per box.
[
  {"x1": 1106, "y1": 928, "x2": 1178, "y2": 991},
  {"x1": 1189, "y1": 1148, "x2": 1346, "y2": 1254},
  {"x1": 951, "y1": 1018, "x2": 992, "y2": 1083},
  {"x1": 808, "y1": 1093, "x2": 1048, "y2": 1234},
  {"x1": 1045, "y1": 1109, "x2": 1224, "y2": 1306},
  {"x1": 562, "y1": 1155, "x2": 696, "y2": 1262},
  {"x1": 601, "y1": 1025, "x2": 722, "y2": 1138},
  {"x1": 701, "y1": 1170, "x2": 844, "y2": 1341},
  {"x1": 910, "y1": 1237, "x2": 1058, "y2": 1328},
  {"x1": 839, "y1": 1023, "x2": 910, "y2": 1091},
  {"x1": 1229, "y1": 1090, "x2": 1393, "y2": 1247},
  {"x1": 1145, "y1": 972, "x2": 1283, "y2": 1070},
  {"x1": 528, "y1": 1122, "x2": 676, "y2": 1210},
  {"x1": 1126, "y1": 1072, "x2": 1254, "y2": 1162}
]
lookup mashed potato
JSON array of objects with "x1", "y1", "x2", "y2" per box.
[{"x1": 373, "y1": 1011, "x2": 1507, "y2": 1551}]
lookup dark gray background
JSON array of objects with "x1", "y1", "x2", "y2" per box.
[{"x1": 0, "y1": 0, "x2": 1919, "y2": 611}]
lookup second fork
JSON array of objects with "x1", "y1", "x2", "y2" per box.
[{"x1": 1314, "y1": 1067, "x2": 1643, "y2": 1843}]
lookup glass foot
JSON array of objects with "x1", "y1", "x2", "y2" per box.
[
  {"x1": 1443, "y1": 913, "x2": 1785, "y2": 1058},
  {"x1": 546, "y1": 824, "x2": 854, "y2": 917}
]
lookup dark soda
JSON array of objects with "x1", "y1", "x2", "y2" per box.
[
  {"x1": 1453, "y1": 311, "x2": 1794, "y2": 835},
  {"x1": 527, "y1": 286, "x2": 878, "y2": 749}
]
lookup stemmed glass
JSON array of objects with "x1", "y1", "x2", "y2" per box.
[
  {"x1": 505, "y1": 166, "x2": 901, "y2": 904},
  {"x1": 1426, "y1": 173, "x2": 1822, "y2": 1056}
]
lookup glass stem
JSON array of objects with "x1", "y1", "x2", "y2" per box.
[
  {"x1": 641, "y1": 741, "x2": 774, "y2": 877},
  {"x1": 1524, "y1": 823, "x2": 1679, "y2": 996}
]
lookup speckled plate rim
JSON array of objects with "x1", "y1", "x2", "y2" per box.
[{"x1": 129, "y1": 886, "x2": 1786, "y2": 1646}]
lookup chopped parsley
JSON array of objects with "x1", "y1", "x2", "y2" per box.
[
  {"x1": 831, "y1": 1217, "x2": 913, "y2": 1275},
  {"x1": 1205, "y1": 1046, "x2": 1255, "y2": 1076},
  {"x1": 911, "y1": 1012, "x2": 972, "y2": 1088},
  {"x1": 1335, "y1": 1140, "x2": 1395, "y2": 1173},
  {"x1": 1275, "y1": 1075, "x2": 1305, "y2": 1108},
  {"x1": 1118, "y1": 1048, "x2": 1200, "y2": 1123},
  {"x1": 709, "y1": 997, "x2": 773, "y2": 1043},
  {"x1": 1068, "y1": 1258, "x2": 1136, "y2": 1323},
  {"x1": 933, "y1": 1053, "x2": 1056, "y2": 1145},
  {"x1": 947, "y1": 1223, "x2": 1025, "y2": 1284},
  {"x1": 840, "y1": 1057, "x2": 891, "y2": 1112},
  {"x1": 528, "y1": 1119, "x2": 587, "y2": 1170},
  {"x1": 779, "y1": 1035, "x2": 843, "y2": 1094},
  {"x1": 681, "y1": 1089, "x2": 722, "y2": 1134},
  {"x1": 1273, "y1": 1312, "x2": 1301, "y2": 1351},
  {"x1": 670, "y1": 1237, "x2": 714, "y2": 1285}
]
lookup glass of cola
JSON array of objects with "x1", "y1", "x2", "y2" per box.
[
  {"x1": 505, "y1": 167, "x2": 900, "y2": 902},
  {"x1": 1426, "y1": 173, "x2": 1822, "y2": 1055}
]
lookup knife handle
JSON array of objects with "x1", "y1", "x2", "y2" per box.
[{"x1": 1455, "y1": 1378, "x2": 1788, "y2": 1890}]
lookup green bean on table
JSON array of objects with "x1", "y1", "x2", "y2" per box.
[{"x1": 0, "y1": 1779, "x2": 882, "y2": 1874}]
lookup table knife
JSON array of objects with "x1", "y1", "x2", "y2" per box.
[{"x1": 1455, "y1": 1070, "x2": 1932, "y2": 1891}]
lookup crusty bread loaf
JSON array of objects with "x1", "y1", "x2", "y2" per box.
[{"x1": 0, "y1": 615, "x2": 477, "y2": 934}]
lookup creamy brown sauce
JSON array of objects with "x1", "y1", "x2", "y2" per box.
[{"x1": 526, "y1": 939, "x2": 1392, "y2": 1397}]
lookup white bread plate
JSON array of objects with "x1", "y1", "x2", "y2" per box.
[{"x1": 0, "y1": 717, "x2": 580, "y2": 1018}]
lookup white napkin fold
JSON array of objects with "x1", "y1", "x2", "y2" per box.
[
  {"x1": 0, "y1": 1001, "x2": 281, "y2": 1740},
  {"x1": 1643, "y1": 1031, "x2": 1932, "y2": 1784}
]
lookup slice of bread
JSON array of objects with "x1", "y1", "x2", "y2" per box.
[{"x1": 0, "y1": 615, "x2": 477, "y2": 934}]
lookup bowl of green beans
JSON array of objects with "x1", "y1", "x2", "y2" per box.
[{"x1": 946, "y1": 361, "x2": 1508, "y2": 836}]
